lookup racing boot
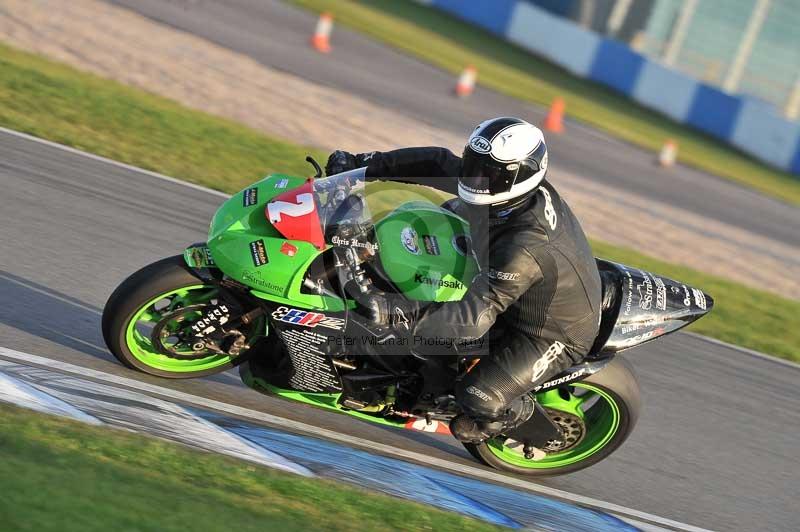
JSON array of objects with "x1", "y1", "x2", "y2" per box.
[{"x1": 450, "y1": 394, "x2": 535, "y2": 443}]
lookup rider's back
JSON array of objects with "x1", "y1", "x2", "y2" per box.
[{"x1": 453, "y1": 180, "x2": 602, "y2": 356}]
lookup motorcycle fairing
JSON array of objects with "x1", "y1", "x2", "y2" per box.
[
  {"x1": 596, "y1": 260, "x2": 714, "y2": 353},
  {"x1": 183, "y1": 243, "x2": 216, "y2": 269},
  {"x1": 205, "y1": 174, "x2": 344, "y2": 311},
  {"x1": 240, "y1": 360, "x2": 450, "y2": 433},
  {"x1": 266, "y1": 180, "x2": 326, "y2": 249}
]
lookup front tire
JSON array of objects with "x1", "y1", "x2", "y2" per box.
[
  {"x1": 102, "y1": 255, "x2": 255, "y2": 378},
  {"x1": 463, "y1": 356, "x2": 640, "y2": 476}
]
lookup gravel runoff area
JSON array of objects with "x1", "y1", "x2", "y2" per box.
[{"x1": 1, "y1": 0, "x2": 798, "y2": 299}]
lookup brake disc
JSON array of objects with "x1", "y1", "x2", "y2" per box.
[
  {"x1": 151, "y1": 304, "x2": 231, "y2": 359},
  {"x1": 540, "y1": 408, "x2": 586, "y2": 453},
  {"x1": 502, "y1": 407, "x2": 586, "y2": 460}
]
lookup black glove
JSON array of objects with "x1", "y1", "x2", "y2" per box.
[
  {"x1": 325, "y1": 150, "x2": 358, "y2": 176},
  {"x1": 353, "y1": 291, "x2": 419, "y2": 331}
]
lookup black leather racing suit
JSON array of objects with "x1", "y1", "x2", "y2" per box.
[{"x1": 357, "y1": 147, "x2": 603, "y2": 420}]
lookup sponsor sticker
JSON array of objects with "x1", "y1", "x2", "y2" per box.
[
  {"x1": 487, "y1": 269, "x2": 520, "y2": 281},
  {"x1": 422, "y1": 235, "x2": 440, "y2": 256},
  {"x1": 280, "y1": 241, "x2": 298, "y2": 257},
  {"x1": 682, "y1": 285, "x2": 692, "y2": 306},
  {"x1": 628, "y1": 326, "x2": 666, "y2": 344},
  {"x1": 331, "y1": 235, "x2": 379, "y2": 254},
  {"x1": 401, "y1": 226, "x2": 420, "y2": 254},
  {"x1": 243, "y1": 187, "x2": 258, "y2": 207},
  {"x1": 271, "y1": 306, "x2": 345, "y2": 330},
  {"x1": 692, "y1": 288, "x2": 707, "y2": 310},
  {"x1": 533, "y1": 368, "x2": 586, "y2": 392},
  {"x1": 531, "y1": 341, "x2": 566, "y2": 383},
  {"x1": 242, "y1": 270, "x2": 282, "y2": 294},
  {"x1": 186, "y1": 246, "x2": 214, "y2": 268},
  {"x1": 249, "y1": 240, "x2": 269, "y2": 267},
  {"x1": 465, "y1": 385, "x2": 491, "y2": 402},
  {"x1": 274, "y1": 178, "x2": 289, "y2": 189},
  {"x1": 468, "y1": 136, "x2": 491, "y2": 154},
  {"x1": 190, "y1": 305, "x2": 229, "y2": 336},
  {"x1": 623, "y1": 269, "x2": 634, "y2": 316},
  {"x1": 654, "y1": 276, "x2": 667, "y2": 311},
  {"x1": 540, "y1": 186, "x2": 557, "y2": 230},
  {"x1": 636, "y1": 272, "x2": 653, "y2": 311},
  {"x1": 414, "y1": 272, "x2": 464, "y2": 290},
  {"x1": 621, "y1": 323, "x2": 641, "y2": 335}
]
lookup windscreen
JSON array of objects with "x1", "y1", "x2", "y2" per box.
[{"x1": 313, "y1": 167, "x2": 376, "y2": 251}]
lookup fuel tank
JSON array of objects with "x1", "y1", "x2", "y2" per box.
[{"x1": 374, "y1": 201, "x2": 478, "y2": 302}]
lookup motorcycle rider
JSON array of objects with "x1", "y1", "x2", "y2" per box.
[{"x1": 325, "y1": 117, "x2": 602, "y2": 443}]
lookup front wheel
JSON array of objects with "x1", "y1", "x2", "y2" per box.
[
  {"x1": 102, "y1": 256, "x2": 261, "y2": 378},
  {"x1": 463, "y1": 356, "x2": 640, "y2": 476}
]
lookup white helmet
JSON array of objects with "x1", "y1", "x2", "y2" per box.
[{"x1": 458, "y1": 117, "x2": 548, "y2": 212}]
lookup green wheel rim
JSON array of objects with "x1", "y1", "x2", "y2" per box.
[
  {"x1": 486, "y1": 383, "x2": 621, "y2": 469},
  {"x1": 124, "y1": 285, "x2": 235, "y2": 373}
]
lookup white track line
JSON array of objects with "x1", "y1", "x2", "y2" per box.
[
  {"x1": 0, "y1": 372, "x2": 102, "y2": 425},
  {"x1": 0, "y1": 127, "x2": 229, "y2": 198},
  {"x1": 685, "y1": 332, "x2": 800, "y2": 369},
  {"x1": 0, "y1": 346, "x2": 710, "y2": 532},
  {"x1": 0, "y1": 273, "x2": 102, "y2": 315},
  {"x1": 0, "y1": 126, "x2": 791, "y2": 369}
]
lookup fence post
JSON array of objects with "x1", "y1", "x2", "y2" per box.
[
  {"x1": 606, "y1": 0, "x2": 634, "y2": 37},
  {"x1": 722, "y1": 0, "x2": 771, "y2": 93},
  {"x1": 785, "y1": 73, "x2": 800, "y2": 120},
  {"x1": 662, "y1": 0, "x2": 699, "y2": 66}
]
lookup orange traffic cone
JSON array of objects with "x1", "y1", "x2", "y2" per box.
[
  {"x1": 454, "y1": 65, "x2": 477, "y2": 97},
  {"x1": 543, "y1": 97, "x2": 565, "y2": 133},
  {"x1": 658, "y1": 139, "x2": 678, "y2": 167},
  {"x1": 310, "y1": 12, "x2": 333, "y2": 53}
]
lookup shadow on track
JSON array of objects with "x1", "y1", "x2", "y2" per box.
[
  {"x1": 0, "y1": 270, "x2": 237, "y2": 387},
  {"x1": 0, "y1": 270, "x2": 109, "y2": 358}
]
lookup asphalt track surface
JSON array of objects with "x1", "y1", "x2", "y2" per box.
[
  {"x1": 1, "y1": 130, "x2": 798, "y2": 531},
  {"x1": 106, "y1": 0, "x2": 800, "y2": 250}
]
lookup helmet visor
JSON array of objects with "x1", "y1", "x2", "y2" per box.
[{"x1": 460, "y1": 152, "x2": 519, "y2": 195}]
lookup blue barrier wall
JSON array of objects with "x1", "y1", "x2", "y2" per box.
[
  {"x1": 422, "y1": 0, "x2": 800, "y2": 176},
  {"x1": 507, "y1": 3, "x2": 600, "y2": 77},
  {"x1": 589, "y1": 39, "x2": 645, "y2": 95}
]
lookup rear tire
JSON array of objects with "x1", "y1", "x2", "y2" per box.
[
  {"x1": 463, "y1": 356, "x2": 640, "y2": 476},
  {"x1": 102, "y1": 255, "x2": 252, "y2": 378}
]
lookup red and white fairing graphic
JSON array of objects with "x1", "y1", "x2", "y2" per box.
[
  {"x1": 404, "y1": 417, "x2": 452, "y2": 435},
  {"x1": 266, "y1": 180, "x2": 325, "y2": 249}
]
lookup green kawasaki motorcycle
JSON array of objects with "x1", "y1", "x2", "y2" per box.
[{"x1": 103, "y1": 162, "x2": 713, "y2": 476}]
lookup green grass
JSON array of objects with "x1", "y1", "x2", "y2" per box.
[
  {"x1": 590, "y1": 240, "x2": 800, "y2": 361},
  {"x1": 288, "y1": 0, "x2": 800, "y2": 206},
  {"x1": 0, "y1": 42, "x2": 796, "y2": 361},
  {"x1": 0, "y1": 403, "x2": 504, "y2": 532},
  {"x1": 0, "y1": 43, "x2": 325, "y2": 193}
]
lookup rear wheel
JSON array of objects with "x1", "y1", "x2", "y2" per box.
[
  {"x1": 102, "y1": 256, "x2": 262, "y2": 378},
  {"x1": 463, "y1": 357, "x2": 640, "y2": 476}
]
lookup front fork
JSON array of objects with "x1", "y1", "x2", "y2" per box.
[{"x1": 183, "y1": 242, "x2": 269, "y2": 349}]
